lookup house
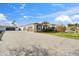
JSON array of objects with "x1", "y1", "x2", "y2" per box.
[
  {"x1": 0, "y1": 21, "x2": 20, "y2": 32},
  {"x1": 0, "y1": 26, "x2": 16, "y2": 31},
  {"x1": 65, "y1": 23, "x2": 79, "y2": 33},
  {"x1": 23, "y1": 22, "x2": 55, "y2": 32}
]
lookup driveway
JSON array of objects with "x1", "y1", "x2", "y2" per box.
[{"x1": 0, "y1": 31, "x2": 79, "y2": 56}]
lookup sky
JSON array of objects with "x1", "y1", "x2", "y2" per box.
[{"x1": 0, "y1": 3, "x2": 79, "y2": 26}]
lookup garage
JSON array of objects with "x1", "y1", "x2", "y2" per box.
[{"x1": 6, "y1": 27, "x2": 15, "y2": 31}]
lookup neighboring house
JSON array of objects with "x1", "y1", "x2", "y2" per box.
[
  {"x1": 65, "y1": 23, "x2": 79, "y2": 33},
  {"x1": 0, "y1": 21, "x2": 20, "y2": 31},
  {"x1": 0, "y1": 26, "x2": 18, "y2": 31},
  {"x1": 24, "y1": 22, "x2": 55, "y2": 32},
  {"x1": 75, "y1": 27, "x2": 79, "y2": 33},
  {"x1": 19, "y1": 26, "x2": 24, "y2": 31}
]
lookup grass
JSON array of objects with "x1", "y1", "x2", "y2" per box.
[{"x1": 39, "y1": 32, "x2": 79, "y2": 39}]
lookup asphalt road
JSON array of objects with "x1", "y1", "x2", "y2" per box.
[{"x1": 0, "y1": 31, "x2": 79, "y2": 56}]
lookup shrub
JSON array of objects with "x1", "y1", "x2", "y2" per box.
[
  {"x1": 55, "y1": 25, "x2": 66, "y2": 32},
  {"x1": 42, "y1": 27, "x2": 55, "y2": 32}
]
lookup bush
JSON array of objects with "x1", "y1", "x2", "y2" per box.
[
  {"x1": 55, "y1": 25, "x2": 66, "y2": 32},
  {"x1": 42, "y1": 27, "x2": 55, "y2": 32}
]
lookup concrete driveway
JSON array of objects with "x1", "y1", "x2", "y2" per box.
[{"x1": 0, "y1": 31, "x2": 79, "y2": 56}]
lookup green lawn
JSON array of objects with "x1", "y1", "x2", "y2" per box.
[{"x1": 40, "y1": 32, "x2": 79, "y2": 39}]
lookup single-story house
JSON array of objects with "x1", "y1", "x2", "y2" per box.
[
  {"x1": 0, "y1": 21, "x2": 20, "y2": 32},
  {"x1": 23, "y1": 22, "x2": 55, "y2": 32},
  {"x1": 65, "y1": 23, "x2": 79, "y2": 33}
]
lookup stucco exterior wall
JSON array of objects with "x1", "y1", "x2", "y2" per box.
[
  {"x1": 24, "y1": 23, "x2": 55, "y2": 32},
  {"x1": 24, "y1": 24, "x2": 35, "y2": 32}
]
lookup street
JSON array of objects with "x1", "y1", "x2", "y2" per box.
[{"x1": 0, "y1": 31, "x2": 79, "y2": 56}]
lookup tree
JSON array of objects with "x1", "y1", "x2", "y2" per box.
[
  {"x1": 55, "y1": 25, "x2": 66, "y2": 32},
  {"x1": 75, "y1": 23, "x2": 79, "y2": 27},
  {"x1": 12, "y1": 20, "x2": 16, "y2": 24},
  {"x1": 11, "y1": 20, "x2": 17, "y2": 27}
]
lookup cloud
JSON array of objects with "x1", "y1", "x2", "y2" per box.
[
  {"x1": 56, "y1": 15, "x2": 70, "y2": 21},
  {"x1": 10, "y1": 4, "x2": 26, "y2": 10},
  {"x1": 36, "y1": 6, "x2": 79, "y2": 25},
  {"x1": 23, "y1": 16, "x2": 32, "y2": 18},
  {"x1": 0, "y1": 13, "x2": 15, "y2": 26},
  {"x1": 9, "y1": 4, "x2": 17, "y2": 11},
  {"x1": 0, "y1": 14, "x2": 12, "y2": 24},
  {"x1": 51, "y1": 4, "x2": 65, "y2": 7},
  {"x1": 18, "y1": 15, "x2": 33, "y2": 21},
  {"x1": 72, "y1": 14, "x2": 79, "y2": 20},
  {"x1": 20, "y1": 3, "x2": 26, "y2": 9},
  {"x1": 55, "y1": 15, "x2": 73, "y2": 23},
  {"x1": 0, "y1": 13, "x2": 7, "y2": 21},
  {"x1": 55, "y1": 14, "x2": 79, "y2": 24},
  {"x1": 71, "y1": 14, "x2": 79, "y2": 23},
  {"x1": 37, "y1": 7, "x2": 79, "y2": 18}
]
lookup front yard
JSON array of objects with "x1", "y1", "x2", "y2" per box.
[
  {"x1": 1, "y1": 31, "x2": 79, "y2": 56},
  {"x1": 40, "y1": 32, "x2": 79, "y2": 39}
]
